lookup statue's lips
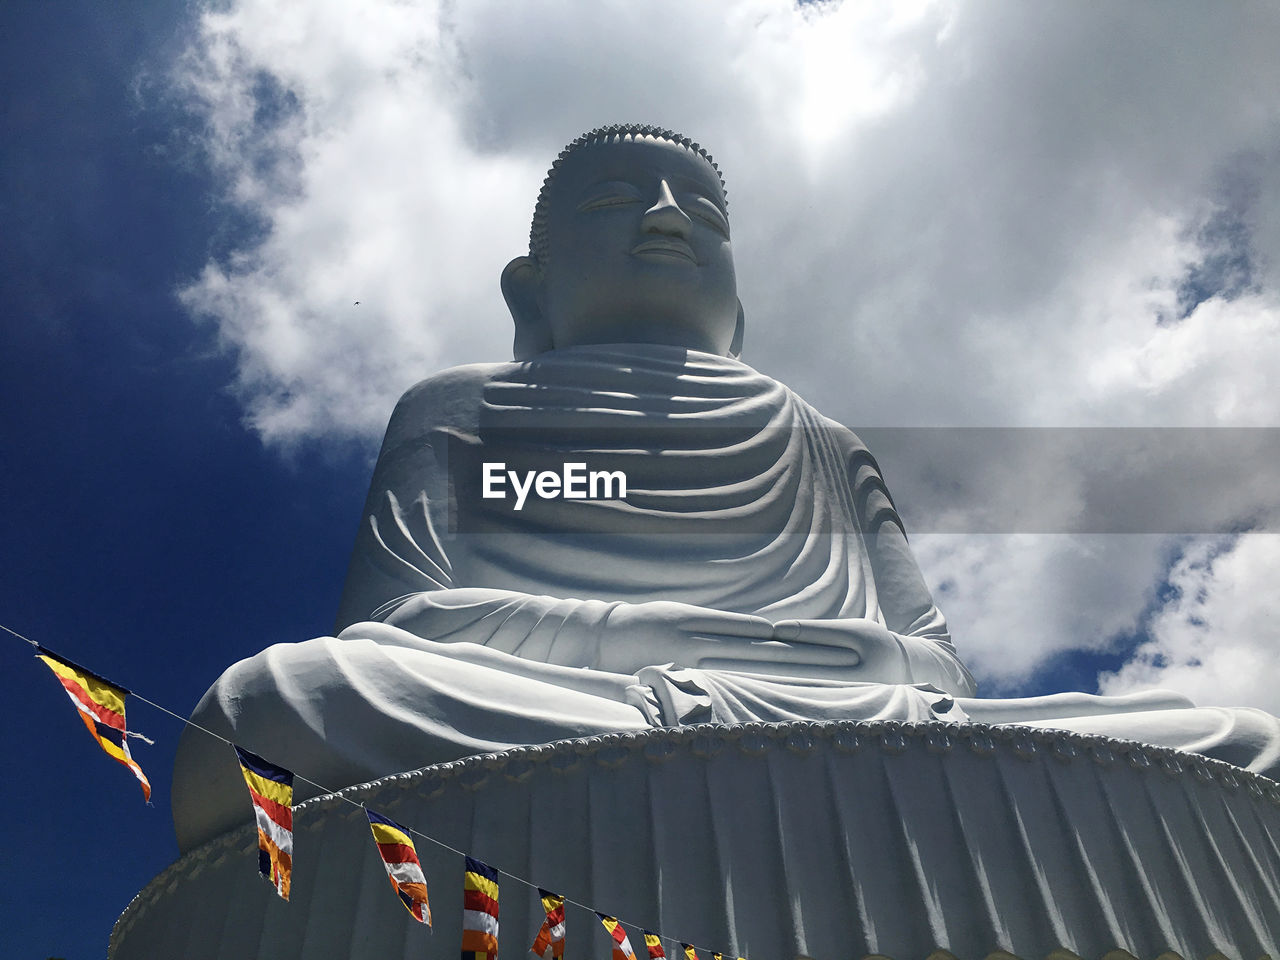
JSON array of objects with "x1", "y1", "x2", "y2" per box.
[{"x1": 630, "y1": 237, "x2": 698, "y2": 263}]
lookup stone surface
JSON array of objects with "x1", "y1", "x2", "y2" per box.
[
  {"x1": 173, "y1": 125, "x2": 1280, "y2": 858},
  {"x1": 119, "y1": 723, "x2": 1280, "y2": 959},
  {"x1": 150, "y1": 127, "x2": 1280, "y2": 960}
]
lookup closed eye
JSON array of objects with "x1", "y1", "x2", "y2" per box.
[
  {"x1": 578, "y1": 182, "x2": 644, "y2": 212},
  {"x1": 686, "y1": 196, "x2": 730, "y2": 238},
  {"x1": 578, "y1": 195, "x2": 641, "y2": 212}
]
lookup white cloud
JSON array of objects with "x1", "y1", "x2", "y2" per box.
[
  {"x1": 170, "y1": 0, "x2": 1280, "y2": 440},
  {"x1": 911, "y1": 534, "x2": 1167, "y2": 692},
  {"x1": 1083, "y1": 294, "x2": 1280, "y2": 426},
  {"x1": 167, "y1": 0, "x2": 1280, "y2": 691},
  {"x1": 1098, "y1": 533, "x2": 1280, "y2": 713}
]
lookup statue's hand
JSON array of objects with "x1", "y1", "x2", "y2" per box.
[
  {"x1": 595, "y1": 601, "x2": 773, "y2": 673},
  {"x1": 736, "y1": 618, "x2": 915, "y2": 683},
  {"x1": 597, "y1": 601, "x2": 865, "y2": 676}
]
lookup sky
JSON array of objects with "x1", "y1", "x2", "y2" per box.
[{"x1": 2, "y1": 1, "x2": 1279, "y2": 956}]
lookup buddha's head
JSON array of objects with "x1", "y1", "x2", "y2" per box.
[{"x1": 502, "y1": 124, "x2": 744, "y2": 360}]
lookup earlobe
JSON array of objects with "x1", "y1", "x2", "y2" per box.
[
  {"x1": 501, "y1": 256, "x2": 553, "y2": 360},
  {"x1": 728, "y1": 299, "x2": 745, "y2": 359}
]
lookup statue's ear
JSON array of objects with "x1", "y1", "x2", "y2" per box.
[
  {"x1": 501, "y1": 256, "x2": 553, "y2": 360},
  {"x1": 728, "y1": 298, "x2": 745, "y2": 359}
]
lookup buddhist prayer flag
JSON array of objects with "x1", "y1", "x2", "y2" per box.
[
  {"x1": 680, "y1": 945, "x2": 699, "y2": 960},
  {"x1": 529, "y1": 888, "x2": 565, "y2": 959},
  {"x1": 462, "y1": 856, "x2": 500, "y2": 960},
  {"x1": 36, "y1": 646, "x2": 151, "y2": 801},
  {"x1": 643, "y1": 931, "x2": 666, "y2": 960},
  {"x1": 596, "y1": 914, "x2": 636, "y2": 960},
  {"x1": 366, "y1": 808, "x2": 432, "y2": 925},
  {"x1": 234, "y1": 746, "x2": 293, "y2": 900}
]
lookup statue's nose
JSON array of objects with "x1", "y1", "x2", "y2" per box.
[{"x1": 641, "y1": 179, "x2": 693, "y2": 239}]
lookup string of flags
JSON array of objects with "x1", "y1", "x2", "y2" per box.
[{"x1": 14, "y1": 628, "x2": 755, "y2": 960}]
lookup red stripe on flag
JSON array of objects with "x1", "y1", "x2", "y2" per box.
[
  {"x1": 375, "y1": 841, "x2": 421, "y2": 865},
  {"x1": 246, "y1": 784, "x2": 293, "y2": 830},
  {"x1": 55, "y1": 675, "x2": 127, "y2": 731},
  {"x1": 463, "y1": 888, "x2": 499, "y2": 915}
]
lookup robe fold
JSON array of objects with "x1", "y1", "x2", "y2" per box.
[{"x1": 173, "y1": 346, "x2": 1280, "y2": 852}]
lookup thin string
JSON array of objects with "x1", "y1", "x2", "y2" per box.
[
  {"x1": 4, "y1": 620, "x2": 727, "y2": 957},
  {"x1": 2, "y1": 622, "x2": 40, "y2": 648}
]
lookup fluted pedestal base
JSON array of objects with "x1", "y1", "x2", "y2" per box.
[{"x1": 112, "y1": 721, "x2": 1280, "y2": 959}]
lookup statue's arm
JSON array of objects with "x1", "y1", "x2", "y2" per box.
[
  {"x1": 364, "y1": 588, "x2": 874, "y2": 679},
  {"x1": 833, "y1": 422, "x2": 978, "y2": 696},
  {"x1": 334, "y1": 366, "x2": 494, "y2": 633}
]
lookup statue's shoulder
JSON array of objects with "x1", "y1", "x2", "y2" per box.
[
  {"x1": 381, "y1": 361, "x2": 519, "y2": 445},
  {"x1": 394, "y1": 361, "x2": 514, "y2": 410},
  {"x1": 807, "y1": 409, "x2": 892, "y2": 492},
  {"x1": 765, "y1": 376, "x2": 881, "y2": 473},
  {"x1": 819, "y1": 414, "x2": 874, "y2": 462},
  {"x1": 813, "y1": 413, "x2": 903, "y2": 525}
]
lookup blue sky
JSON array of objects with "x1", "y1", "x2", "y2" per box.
[
  {"x1": 4, "y1": 2, "x2": 1280, "y2": 957},
  {"x1": 2, "y1": 5, "x2": 368, "y2": 955}
]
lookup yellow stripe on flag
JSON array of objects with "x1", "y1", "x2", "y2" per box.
[
  {"x1": 88, "y1": 724, "x2": 131, "y2": 762},
  {"x1": 38, "y1": 655, "x2": 127, "y2": 715},
  {"x1": 464, "y1": 870, "x2": 500, "y2": 901},
  {"x1": 240, "y1": 767, "x2": 293, "y2": 806},
  {"x1": 369, "y1": 821, "x2": 414, "y2": 847}
]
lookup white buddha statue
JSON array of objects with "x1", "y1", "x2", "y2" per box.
[{"x1": 173, "y1": 125, "x2": 1280, "y2": 853}]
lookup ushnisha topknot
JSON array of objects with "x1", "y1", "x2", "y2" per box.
[{"x1": 529, "y1": 123, "x2": 728, "y2": 266}]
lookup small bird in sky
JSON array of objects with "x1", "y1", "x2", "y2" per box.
[{"x1": 354, "y1": 301, "x2": 360, "y2": 305}]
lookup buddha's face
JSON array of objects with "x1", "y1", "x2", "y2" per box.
[{"x1": 537, "y1": 136, "x2": 740, "y2": 355}]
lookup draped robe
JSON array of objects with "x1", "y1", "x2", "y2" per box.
[{"x1": 173, "y1": 346, "x2": 1280, "y2": 851}]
